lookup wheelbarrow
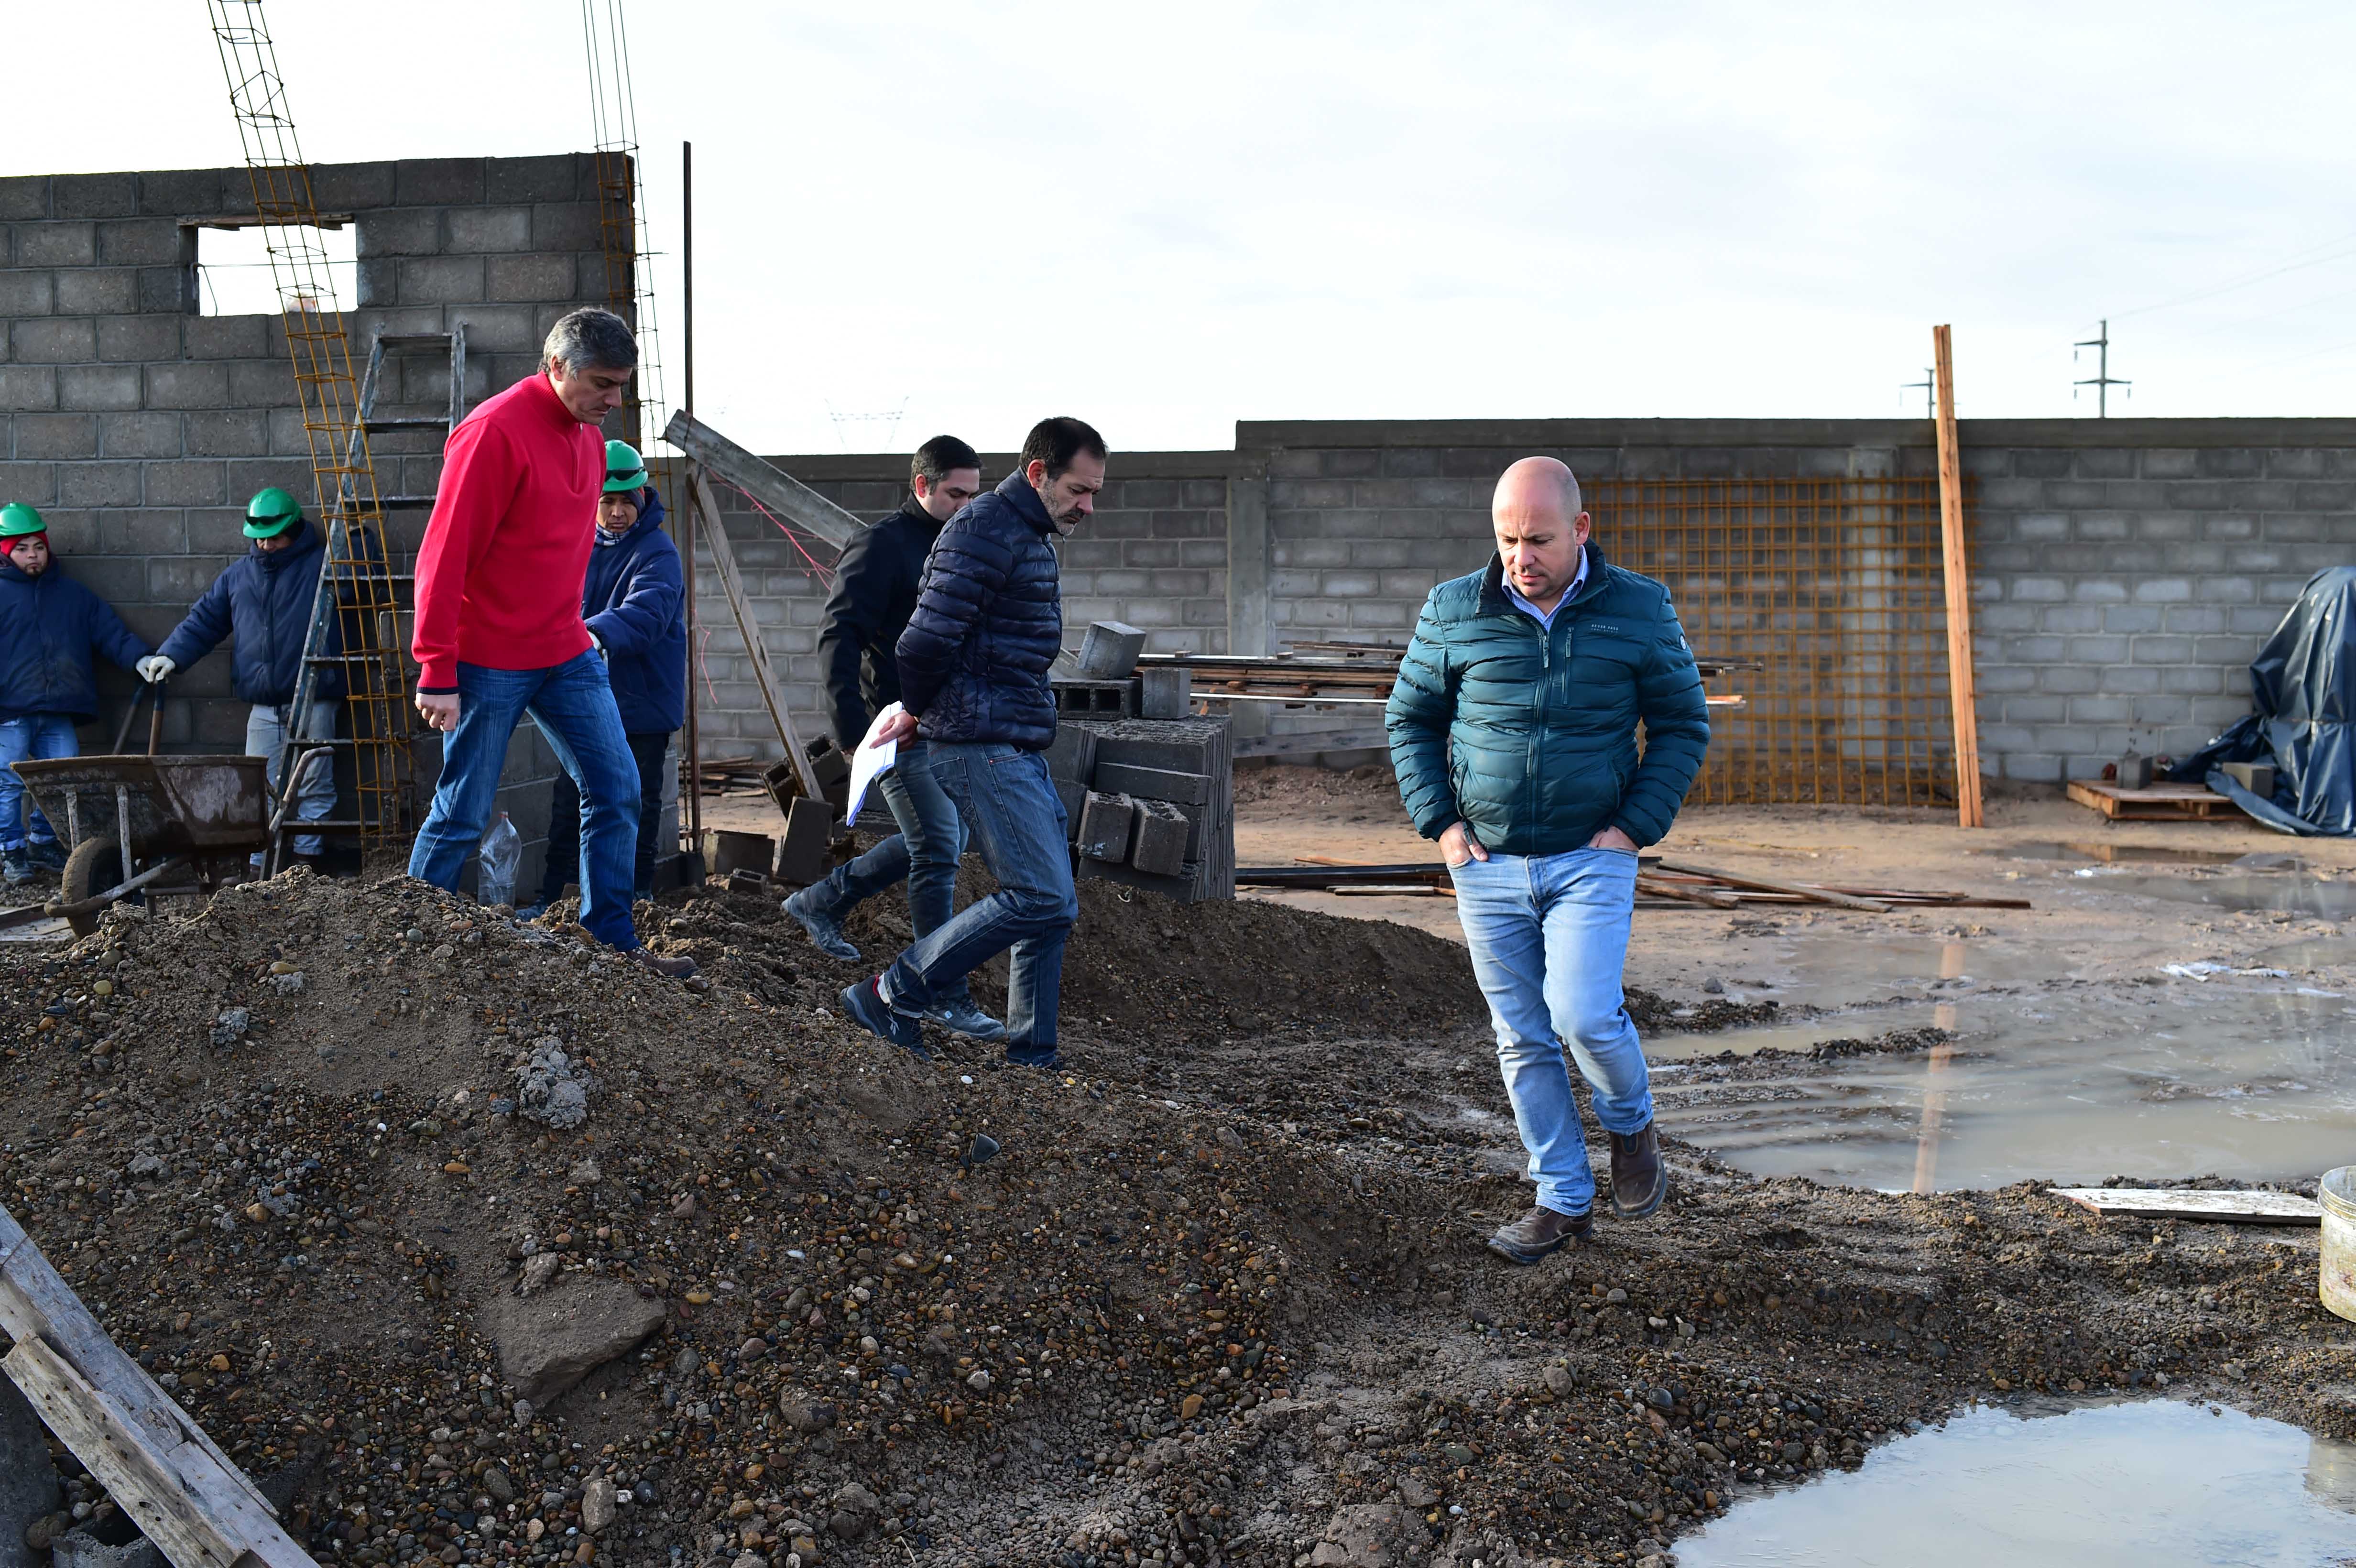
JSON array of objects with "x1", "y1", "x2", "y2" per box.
[{"x1": 0, "y1": 682, "x2": 321, "y2": 937}]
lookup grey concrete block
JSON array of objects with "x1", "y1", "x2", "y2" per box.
[
  {"x1": 395, "y1": 254, "x2": 485, "y2": 305},
  {"x1": 0, "y1": 176, "x2": 48, "y2": 221},
  {"x1": 141, "y1": 362, "x2": 232, "y2": 410},
  {"x1": 180, "y1": 315, "x2": 269, "y2": 359},
  {"x1": 1046, "y1": 722, "x2": 1098, "y2": 784},
  {"x1": 485, "y1": 252, "x2": 578, "y2": 302},
  {"x1": 136, "y1": 266, "x2": 194, "y2": 314},
  {"x1": 0, "y1": 269, "x2": 55, "y2": 315},
  {"x1": 1077, "y1": 620, "x2": 1148, "y2": 677},
  {"x1": 2192, "y1": 575, "x2": 2257, "y2": 603},
  {"x1": 11, "y1": 316, "x2": 96, "y2": 363},
  {"x1": 144, "y1": 461, "x2": 226, "y2": 508},
  {"x1": 444, "y1": 303, "x2": 540, "y2": 351},
  {"x1": 136, "y1": 166, "x2": 229, "y2": 216},
  {"x1": 2129, "y1": 577, "x2": 2192, "y2": 604},
  {"x1": 14, "y1": 223, "x2": 94, "y2": 266},
  {"x1": 1092, "y1": 760, "x2": 1212, "y2": 805},
  {"x1": 1076, "y1": 791, "x2": 1137, "y2": 862},
  {"x1": 1129, "y1": 798, "x2": 1189, "y2": 876},
  {"x1": 53, "y1": 172, "x2": 137, "y2": 218},
  {"x1": 95, "y1": 314, "x2": 177, "y2": 363},
  {"x1": 355, "y1": 206, "x2": 442, "y2": 259},
  {"x1": 396, "y1": 157, "x2": 486, "y2": 206},
  {"x1": 531, "y1": 201, "x2": 604, "y2": 251},
  {"x1": 447, "y1": 206, "x2": 534, "y2": 253},
  {"x1": 12, "y1": 414, "x2": 96, "y2": 459},
  {"x1": 1138, "y1": 665, "x2": 1192, "y2": 719},
  {"x1": 183, "y1": 410, "x2": 268, "y2": 457},
  {"x1": 485, "y1": 154, "x2": 582, "y2": 203},
  {"x1": 227, "y1": 360, "x2": 296, "y2": 407},
  {"x1": 58, "y1": 365, "x2": 139, "y2": 411},
  {"x1": 97, "y1": 217, "x2": 185, "y2": 266}
]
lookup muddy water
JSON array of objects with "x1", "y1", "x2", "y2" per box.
[
  {"x1": 1988, "y1": 839, "x2": 2244, "y2": 864},
  {"x1": 1651, "y1": 971, "x2": 2356, "y2": 1191},
  {"x1": 1677, "y1": 1399, "x2": 2356, "y2": 1567},
  {"x1": 2090, "y1": 871, "x2": 2356, "y2": 921}
]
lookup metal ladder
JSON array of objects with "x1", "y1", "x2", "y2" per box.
[{"x1": 264, "y1": 327, "x2": 466, "y2": 872}]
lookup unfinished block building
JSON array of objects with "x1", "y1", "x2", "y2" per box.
[{"x1": 5, "y1": 154, "x2": 2354, "y2": 896}]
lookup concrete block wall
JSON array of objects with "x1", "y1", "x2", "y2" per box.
[{"x1": 0, "y1": 154, "x2": 617, "y2": 889}]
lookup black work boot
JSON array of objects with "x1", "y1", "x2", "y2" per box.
[
  {"x1": 1485, "y1": 1204, "x2": 1593, "y2": 1265},
  {"x1": 1608, "y1": 1122, "x2": 1669, "y2": 1219}
]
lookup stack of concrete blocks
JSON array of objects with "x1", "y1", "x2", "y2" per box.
[{"x1": 1047, "y1": 716, "x2": 1234, "y2": 902}]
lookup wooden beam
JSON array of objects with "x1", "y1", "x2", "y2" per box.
[
  {"x1": 0, "y1": 1204, "x2": 315, "y2": 1568},
  {"x1": 684, "y1": 466, "x2": 825, "y2": 803},
  {"x1": 1652, "y1": 858, "x2": 1892, "y2": 913},
  {"x1": 2049, "y1": 1187, "x2": 2321, "y2": 1226},
  {"x1": 1933, "y1": 324, "x2": 1985, "y2": 828},
  {"x1": 1634, "y1": 874, "x2": 1743, "y2": 909},
  {"x1": 663, "y1": 409, "x2": 859, "y2": 551}
]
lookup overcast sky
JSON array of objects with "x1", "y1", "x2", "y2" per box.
[{"x1": 16, "y1": 2, "x2": 2356, "y2": 456}]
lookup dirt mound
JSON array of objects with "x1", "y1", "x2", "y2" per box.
[
  {"x1": 2, "y1": 871, "x2": 2347, "y2": 1568},
  {"x1": 1233, "y1": 763, "x2": 1399, "y2": 812}
]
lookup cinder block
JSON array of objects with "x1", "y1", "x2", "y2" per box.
[
  {"x1": 446, "y1": 206, "x2": 533, "y2": 254},
  {"x1": 1138, "y1": 664, "x2": 1192, "y2": 719},
  {"x1": 97, "y1": 316, "x2": 178, "y2": 362},
  {"x1": 14, "y1": 223, "x2": 94, "y2": 266},
  {"x1": 58, "y1": 462, "x2": 142, "y2": 508},
  {"x1": 141, "y1": 363, "x2": 230, "y2": 411},
  {"x1": 180, "y1": 316, "x2": 268, "y2": 360},
  {"x1": 0, "y1": 176, "x2": 50, "y2": 221},
  {"x1": 774, "y1": 795, "x2": 833, "y2": 887},
  {"x1": 59, "y1": 366, "x2": 140, "y2": 412},
  {"x1": 53, "y1": 173, "x2": 137, "y2": 218},
  {"x1": 484, "y1": 154, "x2": 582, "y2": 204},
  {"x1": 2115, "y1": 753, "x2": 2154, "y2": 789},
  {"x1": 0, "y1": 367, "x2": 55, "y2": 413},
  {"x1": 12, "y1": 414, "x2": 96, "y2": 459},
  {"x1": 2220, "y1": 762, "x2": 2276, "y2": 797},
  {"x1": 1076, "y1": 791, "x2": 1136, "y2": 863},
  {"x1": 1129, "y1": 799, "x2": 1189, "y2": 876},
  {"x1": 11, "y1": 317, "x2": 95, "y2": 363},
  {"x1": 136, "y1": 267, "x2": 194, "y2": 314},
  {"x1": 485, "y1": 253, "x2": 577, "y2": 302},
  {"x1": 1054, "y1": 776, "x2": 1085, "y2": 840},
  {"x1": 530, "y1": 202, "x2": 604, "y2": 251},
  {"x1": 1077, "y1": 620, "x2": 1148, "y2": 677},
  {"x1": 1046, "y1": 722, "x2": 1098, "y2": 784},
  {"x1": 396, "y1": 255, "x2": 487, "y2": 305},
  {"x1": 709, "y1": 829, "x2": 774, "y2": 878},
  {"x1": 96, "y1": 217, "x2": 184, "y2": 266},
  {"x1": 395, "y1": 157, "x2": 486, "y2": 207},
  {"x1": 1091, "y1": 761, "x2": 1211, "y2": 805},
  {"x1": 0, "y1": 270, "x2": 54, "y2": 316}
]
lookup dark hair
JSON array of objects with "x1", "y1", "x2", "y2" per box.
[
  {"x1": 541, "y1": 308, "x2": 638, "y2": 374},
  {"x1": 1019, "y1": 417, "x2": 1107, "y2": 481},
  {"x1": 912, "y1": 435, "x2": 981, "y2": 485}
]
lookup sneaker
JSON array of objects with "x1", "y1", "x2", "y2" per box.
[
  {"x1": 840, "y1": 976, "x2": 926, "y2": 1055},
  {"x1": 784, "y1": 887, "x2": 860, "y2": 962},
  {"x1": 626, "y1": 947, "x2": 698, "y2": 980},
  {"x1": 1485, "y1": 1204, "x2": 1593, "y2": 1265},
  {"x1": 1608, "y1": 1122, "x2": 1669, "y2": 1219},
  {"x1": 923, "y1": 997, "x2": 1007, "y2": 1042},
  {"x1": 23, "y1": 838, "x2": 65, "y2": 872},
  {"x1": 0, "y1": 849, "x2": 30, "y2": 887}
]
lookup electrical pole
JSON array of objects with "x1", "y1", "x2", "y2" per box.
[
  {"x1": 1902, "y1": 368, "x2": 1934, "y2": 417},
  {"x1": 2073, "y1": 319, "x2": 2130, "y2": 417}
]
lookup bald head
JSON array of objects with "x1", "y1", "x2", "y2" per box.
[{"x1": 1492, "y1": 456, "x2": 1590, "y2": 612}]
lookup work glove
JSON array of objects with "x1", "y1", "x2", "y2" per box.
[{"x1": 136, "y1": 655, "x2": 175, "y2": 684}]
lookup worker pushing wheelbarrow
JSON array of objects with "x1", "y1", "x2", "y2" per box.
[{"x1": 1, "y1": 680, "x2": 328, "y2": 937}]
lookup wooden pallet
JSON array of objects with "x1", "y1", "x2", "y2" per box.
[{"x1": 2066, "y1": 780, "x2": 2246, "y2": 821}]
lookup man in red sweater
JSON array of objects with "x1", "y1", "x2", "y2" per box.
[{"x1": 406, "y1": 308, "x2": 693, "y2": 978}]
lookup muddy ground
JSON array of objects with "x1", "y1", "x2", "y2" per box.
[{"x1": 3, "y1": 772, "x2": 2355, "y2": 1568}]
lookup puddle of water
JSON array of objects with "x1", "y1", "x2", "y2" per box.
[
  {"x1": 1654, "y1": 982, "x2": 2356, "y2": 1190},
  {"x1": 2088, "y1": 873, "x2": 2356, "y2": 920},
  {"x1": 1989, "y1": 839, "x2": 2244, "y2": 864},
  {"x1": 2263, "y1": 936, "x2": 2356, "y2": 970},
  {"x1": 1677, "y1": 1399, "x2": 2356, "y2": 1568}
]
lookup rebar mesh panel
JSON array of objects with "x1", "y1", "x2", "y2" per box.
[{"x1": 1589, "y1": 477, "x2": 1963, "y2": 808}]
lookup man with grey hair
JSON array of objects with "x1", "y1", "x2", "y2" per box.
[
  {"x1": 407, "y1": 307, "x2": 694, "y2": 977},
  {"x1": 1387, "y1": 456, "x2": 1708, "y2": 1262}
]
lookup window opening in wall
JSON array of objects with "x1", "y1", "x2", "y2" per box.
[{"x1": 191, "y1": 218, "x2": 354, "y2": 316}]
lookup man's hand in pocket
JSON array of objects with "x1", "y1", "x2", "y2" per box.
[{"x1": 1440, "y1": 821, "x2": 1488, "y2": 867}]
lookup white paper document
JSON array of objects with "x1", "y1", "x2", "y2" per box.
[{"x1": 843, "y1": 702, "x2": 902, "y2": 825}]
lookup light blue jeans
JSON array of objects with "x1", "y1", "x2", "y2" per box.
[
  {"x1": 0, "y1": 714, "x2": 79, "y2": 850},
  {"x1": 803, "y1": 739, "x2": 973, "y2": 1003},
  {"x1": 1448, "y1": 845, "x2": 1653, "y2": 1216},
  {"x1": 247, "y1": 701, "x2": 338, "y2": 860}
]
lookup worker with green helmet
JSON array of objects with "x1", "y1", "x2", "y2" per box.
[
  {"x1": 520, "y1": 440, "x2": 687, "y2": 913},
  {"x1": 144, "y1": 485, "x2": 375, "y2": 870},
  {"x1": 0, "y1": 503, "x2": 153, "y2": 885}
]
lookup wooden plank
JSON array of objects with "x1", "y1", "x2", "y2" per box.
[
  {"x1": 2049, "y1": 1187, "x2": 2321, "y2": 1226},
  {"x1": 1933, "y1": 324, "x2": 1986, "y2": 829},
  {"x1": 685, "y1": 466, "x2": 825, "y2": 803},
  {"x1": 664, "y1": 409, "x2": 858, "y2": 551},
  {"x1": 0, "y1": 1205, "x2": 312, "y2": 1568},
  {"x1": 2066, "y1": 780, "x2": 2246, "y2": 820},
  {"x1": 1653, "y1": 857, "x2": 1892, "y2": 913},
  {"x1": 1635, "y1": 874, "x2": 1743, "y2": 909}
]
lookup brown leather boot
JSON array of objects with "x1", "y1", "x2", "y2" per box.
[
  {"x1": 1608, "y1": 1122, "x2": 1668, "y2": 1219},
  {"x1": 1485, "y1": 1204, "x2": 1593, "y2": 1265}
]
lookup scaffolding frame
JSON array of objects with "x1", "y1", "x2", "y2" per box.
[
  {"x1": 1592, "y1": 476, "x2": 1968, "y2": 808},
  {"x1": 207, "y1": 0, "x2": 416, "y2": 861}
]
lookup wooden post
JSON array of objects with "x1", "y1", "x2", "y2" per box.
[
  {"x1": 1932, "y1": 324, "x2": 1985, "y2": 828},
  {"x1": 685, "y1": 464, "x2": 825, "y2": 803},
  {"x1": 676, "y1": 139, "x2": 702, "y2": 849}
]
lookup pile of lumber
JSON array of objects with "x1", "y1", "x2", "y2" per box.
[{"x1": 1140, "y1": 643, "x2": 1758, "y2": 708}]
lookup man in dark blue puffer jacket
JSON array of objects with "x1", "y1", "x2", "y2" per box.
[{"x1": 840, "y1": 416, "x2": 1108, "y2": 1067}]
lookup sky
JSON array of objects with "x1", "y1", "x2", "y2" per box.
[{"x1": 14, "y1": 2, "x2": 2356, "y2": 456}]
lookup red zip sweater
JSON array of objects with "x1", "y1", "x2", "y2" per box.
[{"x1": 410, "y1": 373, "x2": 603, "y2": 692}]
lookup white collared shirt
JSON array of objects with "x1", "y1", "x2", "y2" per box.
[{"x1": 1505, "y1": 545, "x2": 1588, "y2": 631}]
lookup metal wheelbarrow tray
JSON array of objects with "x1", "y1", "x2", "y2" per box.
[{"x1": 8, "y1": 754, "x2": 269, "y2": 935}]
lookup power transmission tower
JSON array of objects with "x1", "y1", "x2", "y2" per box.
[
  {"x1": 2073, "y1": 319, "x2": 2131, "y2": 417},
  {"x1": 1902, "y1": 367, "x2": 1934, "y2": 417}
]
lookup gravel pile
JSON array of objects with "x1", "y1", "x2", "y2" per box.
[{"x1": 1, "y1": 869, "x2": 2348, "y2": 1568}]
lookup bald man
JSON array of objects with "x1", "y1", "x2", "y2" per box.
[{"x1": 1386, "y1": 457, "x2": 1711, "y2": 1263}]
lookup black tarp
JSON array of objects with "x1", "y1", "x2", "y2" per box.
[{"x1": 2168, "y1": 565, "x2": 2356, "y2": 836}]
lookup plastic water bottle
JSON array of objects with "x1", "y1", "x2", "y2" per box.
[{"x1": 478, "y1": 811, "x2": 522, "y2": 907}]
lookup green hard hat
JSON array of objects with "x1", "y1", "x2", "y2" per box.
[
  {"x1": 604, "y1": 440, "x2": 647, "y2": 495},
  {"x1": 0, "y1": 502, "x2": 44, "y2": 538},
  {"x1": 244, "y1": 486, "x2": 303, "y2": 539}
]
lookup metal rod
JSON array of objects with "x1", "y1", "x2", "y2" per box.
[
  {"x1": 44, "y1": 856, "x2": 191, "y2": 922},
  {"x1": 112, "y1": 784, "x2": 134, "y2": 891},
  {"x1": 678, "y1": 138, "x2": 702, "y2": 852}
]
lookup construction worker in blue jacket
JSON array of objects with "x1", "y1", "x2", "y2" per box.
[
  {"x1": 141, "y1": 487, "x2": 353, "y2": 870},
  {"x1": 0, "y1": 503, "x2": 151, "y2": 885},
  {"x1": 522, "y1": 442, "x2": 686, "y2": 913}
]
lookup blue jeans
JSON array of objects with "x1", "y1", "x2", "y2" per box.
[
  {"x1": 537, "y1": 730, "x2": 671, "y2": 905},
  {"x1": 881, "y1": 742, "x2": 1073, "y2": 1063},
  {"x1": 247, "y1": 701, "x2": 338, "y2": 860},
  {"x1": 407, "y1": 654, "x2": 643, "y2": 950},
  {"x1": 805, "y1": 740, "x2": 971, "y2": 1002},
  {"x1": 0, "y1": 715, "x2": 78, "y2": 850},
  {"x1": 1448, "y1": 846, "x2": 1653, "y2": 1216}
]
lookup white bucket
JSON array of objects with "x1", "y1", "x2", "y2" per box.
[{"x1": 2322, "y1": 1167, "x2": 2356, "y2": 1324}]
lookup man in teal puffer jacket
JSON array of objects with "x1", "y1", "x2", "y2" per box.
[{"x1": 1387, "y1": 457, "x2": 1710, "y2": 1264}]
